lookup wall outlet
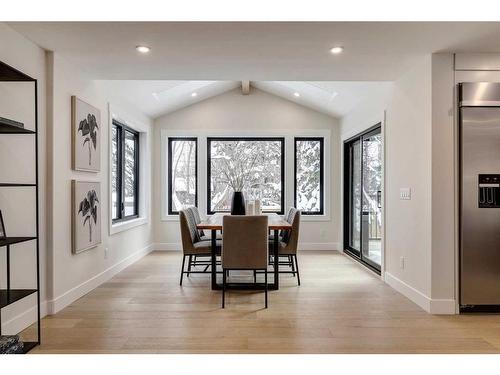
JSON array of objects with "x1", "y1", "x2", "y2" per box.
[
  {"x1": 104, "y1": 247, "x2": 109, "y2": 259},
  {"x1": 400, "y1": 256, "x2": 405, "y2": 269},
  {"x1": 400, "y1": 187, "x2": 411, "y2": 200}
]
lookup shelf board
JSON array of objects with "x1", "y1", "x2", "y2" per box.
[
  {"x1": 22, "y1": 341, "x2": 38, "y2": 353},
  {"x1": 0, "y1": 123, "x2": 35, "y2": 134},
  {"x1": 0, "y1": 61, "x2": 35, "y2": 82},
  {"x1": 0, "y1": 289, "x2": 37, "y2": 309},
  {"x1": 0, "y1": 237, "x2": 37, "y2": 247},
  {"x1": 0, "y1": 183, "x2": 36, "y2": 187}
]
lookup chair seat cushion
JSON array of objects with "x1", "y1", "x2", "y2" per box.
[
  {"x1": 189, "y1": 239, "x2": 222, "y2": 255},
  {"x1": 200, "y1": 234, "x2": 222, "y2": 241},
  {"x1": 268, "y1": 241, "x2": 295, "y2": 255}
]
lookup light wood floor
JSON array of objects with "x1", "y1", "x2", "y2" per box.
[{"x1": 22, "y1": 251, "x2": 500, "y2": 353}]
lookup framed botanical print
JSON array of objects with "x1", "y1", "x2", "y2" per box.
[
  {"x1": 72, "y1": 180, "x2": 101, "y2": 254},
  {"x1": 72, "y1": 96, "x2": 101, "y2": 172}
]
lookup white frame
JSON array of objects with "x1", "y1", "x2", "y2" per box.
[
  {"x1": 160, "y1": 128, "x2": 332, "y2": 222},
  {"x1": 108, "y1": 103, "x2": 150, "y2": 235}
]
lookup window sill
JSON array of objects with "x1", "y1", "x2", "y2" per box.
[{"x1": 110, "y1": 216, "x2": 148, "y2": 235}]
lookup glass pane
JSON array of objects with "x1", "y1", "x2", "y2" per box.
[
  {"x1": 124, "y1": 131, "x2": 137, "y2": 217},
  {"x1": 170, "y1": 139, "x2": 197, "y2": 212},
  {"x1": 349, "y1": 140, "x2": 361, "y2": 251},
  {"x1": 296, "y1": 139, "x2": 322, "y2": 213},
  {"x1": 111, "y1": 125, "x2": 119, "y2": 220},
  {"x1": 209, "y1": 139, "x2": 282, "y2": 212},
  {"x1": 361, "y1": 132, "x2": 382, "y2": 266}
]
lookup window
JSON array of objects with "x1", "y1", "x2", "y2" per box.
[
  {"x1": 207, "y1": 137, "x2": 285, "y2": 214},
  {"x1": 294, "y1": 137, "x2": 324, "y2": 215},
  {"x1": 167, "y1": 137, "x2": 198, "y2": 214},
  {"x1": 112, "y1": 120, "x2": 139, "y2": 222}
]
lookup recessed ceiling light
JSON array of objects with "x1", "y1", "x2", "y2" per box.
[
  {"x1": 294, "y1": 92, "x2": 300, "y2": 97},
  {"x1": 136, "y1": 45, "x2": 151, "y2": 54},
  {"x1": 330, "y1": 46, "x2": 344, "y2": 54},
  {"x1": 191, "y1": 92, "x2": 198, "y2": 97}
]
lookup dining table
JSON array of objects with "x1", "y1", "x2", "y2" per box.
[{"x1": 197, "y1": 213, "x2": 292, "y2": 290}]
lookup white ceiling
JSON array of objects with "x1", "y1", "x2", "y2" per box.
[
  {"x1": 9, "y1": 22, "x2": 500, "y2": 81},
  {"x1": 97, "y1": 80, "x2": 393, "y2": 119}
]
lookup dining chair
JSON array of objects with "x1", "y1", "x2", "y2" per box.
[
  {"x1": 179, "y1": 208, "x2": 221, "y2": 285},
  {"x1": 270, "y1": 208, "x2": 301, "y2": 285},
  {"x1": 221, "y1": 215, "x2": 269, "y2": 308}
]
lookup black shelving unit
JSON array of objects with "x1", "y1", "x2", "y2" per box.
[{"x1": 0, "y1": 60, "x2": 40, "y2": 353}]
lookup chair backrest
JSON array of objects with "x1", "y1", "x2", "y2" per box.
[
  {"x1": 283, "y1": 209, "x2": 301, "y2": 254},
  {"x1": 280, "y1": 207, "x2": 295, "y2": 239},
  {"x1": 179, "y1": 209, "x2": 200, "y2": 254},
  {"x1": 222, "y1": 215, "x2": 268, "y2": 269},
  {"x1": 189, "y1": 206, "x2": 205, "y2": 236}
]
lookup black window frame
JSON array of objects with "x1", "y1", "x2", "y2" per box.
[
  {"x1": 207, "y1": 137, "x2": 285, "y2": 215},
  {"x1": 112, "y1": 119, "x2": 140, "y2": 224},
  {"x1": 294, "y1": 137, "x2": 325, "y2": 215},
  {"x1": 167, "y1": 137, "x2": 198, "y2": 215}
]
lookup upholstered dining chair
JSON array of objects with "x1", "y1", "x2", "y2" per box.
[
  {"x1": 179, "y1": 208, "x2": 221, "y2": 286},
  {"x1": 221, "y1": 215, "x2": 269, "y2": 308},
  {"x1": 270, "y1": 208, "x2": 301, "y2": 285}
]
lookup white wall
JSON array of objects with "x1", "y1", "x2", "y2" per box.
[
  {"x1": 46, "y1": 52, "x2": 154, "y2": 313},
  {"x1": 0, "y1": 23, "x2": 47, "y2": 334},
  {"x1": 341, "y1": 54, "x2": 460, "y2": 314},
  {"x1": 1, "y1": 22, "x2": 155, "y2": 335},
  {"x1": 153, "y1": 87, "x2": 340, "y2": 250}
]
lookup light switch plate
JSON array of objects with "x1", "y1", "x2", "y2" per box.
[{"x1": 400, "y1": 188, "x2": 411, "y2": 200}]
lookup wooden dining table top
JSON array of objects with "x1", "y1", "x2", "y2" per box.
[{"x1": 197, "y1": 213, "x2": 292, "y2": 230}]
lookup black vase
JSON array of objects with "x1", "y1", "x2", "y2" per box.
[{"x1": 230, "y1": 191, "x2": 246, "y2": 215}]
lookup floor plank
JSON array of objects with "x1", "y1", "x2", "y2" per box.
[{"x1": 20, "y1": 251, "x2": 500, "y2": 353}]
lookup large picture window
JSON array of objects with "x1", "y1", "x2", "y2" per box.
[
  {"x1": 207, "y1": 137, "x2": 285, "y2": 214},
  {"x1": 112, "y1": 120, "x2": 139, "y2": 223},
  {"x1": 294, "y1": 137, "x2": 324, "y2": 215},
  {"x1": 168, "y1": 137, "x2": 198, "y2": 214}
]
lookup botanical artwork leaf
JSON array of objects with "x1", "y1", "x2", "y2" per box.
[{"x1": 78, "y1": 189, "x2": 99, "y2": 243}]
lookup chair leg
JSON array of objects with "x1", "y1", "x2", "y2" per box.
[
  {"x1": 254, "y1": 269, "x2": 257, "y2": 284},
  {"x1": 187, "y1": 255, "x2": 193, "y2": 277},
  {"x1": 179, "y1": 255, "x2": 186, "y2": 286},
  {"x1": 290, "y1": 255, "x2": 296, "y2": 276},
  {"x1": 294, "y1": 255, "x2": 301, "y2": 286},
  {"x1": 264, "y1": 269, "x2": 268, "y2": 308},
  {"x1": 222, "y1": 269, "x2": 226, "y2": 308}
]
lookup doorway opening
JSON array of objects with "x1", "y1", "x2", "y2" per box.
[{"x1": 343, "y1": 124, "x2": 383, "y2": 273}]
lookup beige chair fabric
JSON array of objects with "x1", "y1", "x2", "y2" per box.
[
  {"x1": 279, "y1": 208, "x2": 300, "y2": 254},
  {"x1": 179, "y1": 209, "x2": 221, "y2": 255},
  {"x1": 222, "y1": 215, "x2": 268, "y2": 270}
]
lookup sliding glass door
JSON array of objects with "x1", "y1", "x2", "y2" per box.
[{"x1": 344, "y1": 125, "x2": 382, "y2": 272}]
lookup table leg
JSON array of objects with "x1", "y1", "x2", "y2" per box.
[
  {"x1": 211, "y1": 229, "x2": 217, "y2": 290},
  {"x1": 273, "y1": 229, "x2": 279, "y2": 289}
]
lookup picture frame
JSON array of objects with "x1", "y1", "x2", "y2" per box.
[
  {"x1": 0, "y1": 210, "x2": 6, "y2": 240},
  {"x1": 71, "y1": 96, "x2": 101, "y2": 172},
  {"x1": 71, "y1": 180, "x2": 101, "y2": 254}
]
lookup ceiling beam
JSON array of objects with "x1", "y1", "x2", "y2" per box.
[{"x1": 241, "y1": 80, "x2": 250, "y2": 95}]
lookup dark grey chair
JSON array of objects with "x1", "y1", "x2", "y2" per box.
[
  {"x1": 221, "y1": 215, "x2": 269, "y2": 308},
  {"x1": 269, "y1": 208, "x2": 301, "y2": 285},
  {"x1": 179, "y1": 208, "x2": 221, "y2": 285}
]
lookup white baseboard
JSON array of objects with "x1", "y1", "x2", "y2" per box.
[
  {"x1": 47, "y1": 243, "x2": 155, "y2": 314},
  {"x1": 1, "y1": 301, "x2": 48, "y2": 335},
  {"x1": 384, "y1": 271, "x2": 456, "y2": 315},
  {"x1": 153, "y1": 242, "x2": 340, "y2": 251}
]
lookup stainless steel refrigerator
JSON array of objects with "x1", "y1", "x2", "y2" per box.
[{"x1": 460, "y1": 82, "x2": 500, "y2": 312}]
